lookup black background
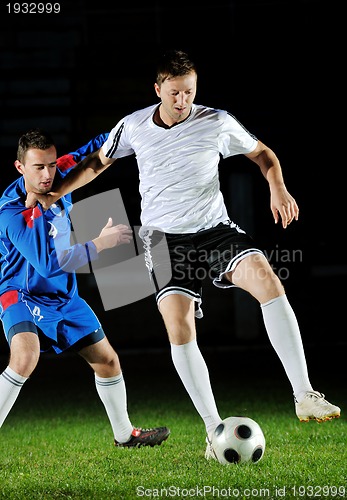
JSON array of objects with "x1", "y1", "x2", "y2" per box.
[{"x1": 0, "y1": 0, "x2": 344, "y2": 353}]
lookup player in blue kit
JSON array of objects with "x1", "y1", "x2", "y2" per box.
[
  {"x1": 25, "y1": 50, "x2": 340, "y2": 459},
  {"x1": 0, "y1": 128, "x2": 170, "y2": 448}
]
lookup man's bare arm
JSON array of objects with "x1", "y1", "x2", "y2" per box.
[{"x1": 245, "y1": 140, "x2": 299, "y2": 229}]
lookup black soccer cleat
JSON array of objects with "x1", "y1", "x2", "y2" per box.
[{"x1": 114, "y1": 427, "x2": 170, "y2": 448}]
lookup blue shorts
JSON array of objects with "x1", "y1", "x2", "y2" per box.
[
  {"x1": 0, "y1": 290, "x2": 103, "y2": 354},
  {"x1": 141, "y1": 222, "x2": 264, "y2": 318}
]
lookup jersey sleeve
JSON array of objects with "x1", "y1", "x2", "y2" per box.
[
  {"x1": 219, "y1": 112, "x2": 258, "y2": 158},
  {"x1": 102, "y1": 119, "x2": 135, "y2": 159},
  {"x1": 56, "y1": 132, "x2": 110, "y2": 174},
  {"x1": 3, "y1": 206, "x2": 98, "y2": 278}
]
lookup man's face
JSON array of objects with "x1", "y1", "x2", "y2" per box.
[
  {"x1": 154, "y1": 71, "x2": 197, "y2": 126},
  {"x1": 15, "y1": 146, "x2": 57, "y2": 194}
]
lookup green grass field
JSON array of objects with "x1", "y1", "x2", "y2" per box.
[{"x1": 0, "y1": 345, "x2": 345, "y2": 499}]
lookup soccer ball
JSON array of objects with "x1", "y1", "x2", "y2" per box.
[{"x1": 211, "y1": 416, "x2": 265, "y2": 465}]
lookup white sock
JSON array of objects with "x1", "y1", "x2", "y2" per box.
[
  {"x1": 95, "y1": 372, "x2": 133, "y2": 443},
  {"x1": 0, "y1": 366, "x2": 28, "y2": 427},
  {"x1": 261, "y1": 295, "x2": 313, "y2": 400},
  {"x1": 171, "y1": 339, "x2": 222, "y2": 437}
]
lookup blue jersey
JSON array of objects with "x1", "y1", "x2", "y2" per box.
[
  {"x1": 0, "y1": 133, "x2": 108, "y2": 300},
  {"x1": 0, "y1": 133, "x2": 108, "y2": 353}
]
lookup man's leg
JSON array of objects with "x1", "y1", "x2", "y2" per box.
[
  {"x1": 0, "y1": 330, "x2": 40, "y2": 427},
  {"x1": 160, "y1": 295, "x2": 222, "y2": 438},
  {"x1": 79, "y1": 336, "x2": 170, "y2": 447},
  {"x1": 230, "y1": 254, "x2": 340, "y2": 422}
]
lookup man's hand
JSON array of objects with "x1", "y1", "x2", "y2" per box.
[
  {"x1": 270, "y1": 186, "x2": 299, "y2": 229},
  {"x1": 25, "y1": 191, "x2": 59, "y2": 210},
  {"x1": 92, "y1": 218, "x2": 133, "y2": 252}
]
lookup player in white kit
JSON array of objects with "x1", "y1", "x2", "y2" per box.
[{"x1": 26, "y1": 50, "x2": 341, "y2": 459}]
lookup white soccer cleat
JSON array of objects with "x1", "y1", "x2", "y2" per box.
[
  {"x1": 295, "y1": 391, "x2": 341, "y2": 423},
  {"x1": 205, "y1": 436, "x2": 218, "y2": 461}
]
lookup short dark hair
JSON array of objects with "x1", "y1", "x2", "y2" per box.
[
  {"x1": 17, "y1": 128, "x2": 55, "y2": 163},
  {"x1": 155, "y1": 49, "x2": 197, "y2": 86}
]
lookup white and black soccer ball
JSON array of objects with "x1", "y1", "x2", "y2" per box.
[{"x1": 211, "y1": 416, "x2": 265, "y2": 465}]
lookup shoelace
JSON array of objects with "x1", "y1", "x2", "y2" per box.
[
  {"x1": 294, "y1": 391, "x2": 325, "y2": 403},
  {"x1": 306, "y1": 391, "x2": 325, "y2": 400}
]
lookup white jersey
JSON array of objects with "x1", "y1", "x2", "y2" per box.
[{"x1": 102, "y1": 103, "x2": 258, "y2": 233}]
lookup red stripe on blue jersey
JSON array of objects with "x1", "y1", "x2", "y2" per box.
[
  {"x1": 56, "y1": 154, "x2": 76, "y2": 172},
  {"x1": 21, "y1": 206, "x2": 42, "y2": 228},
  {"x1": 0, "y1": 290, "x2": 18, "y2": 310}
]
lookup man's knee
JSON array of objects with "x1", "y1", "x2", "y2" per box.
[
  {"x1": 9, "y1": 331, "x2": 40, "y2": 376},
  {"x1": 79, "y1": 338, "x2": 120, "y2": 371}
]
